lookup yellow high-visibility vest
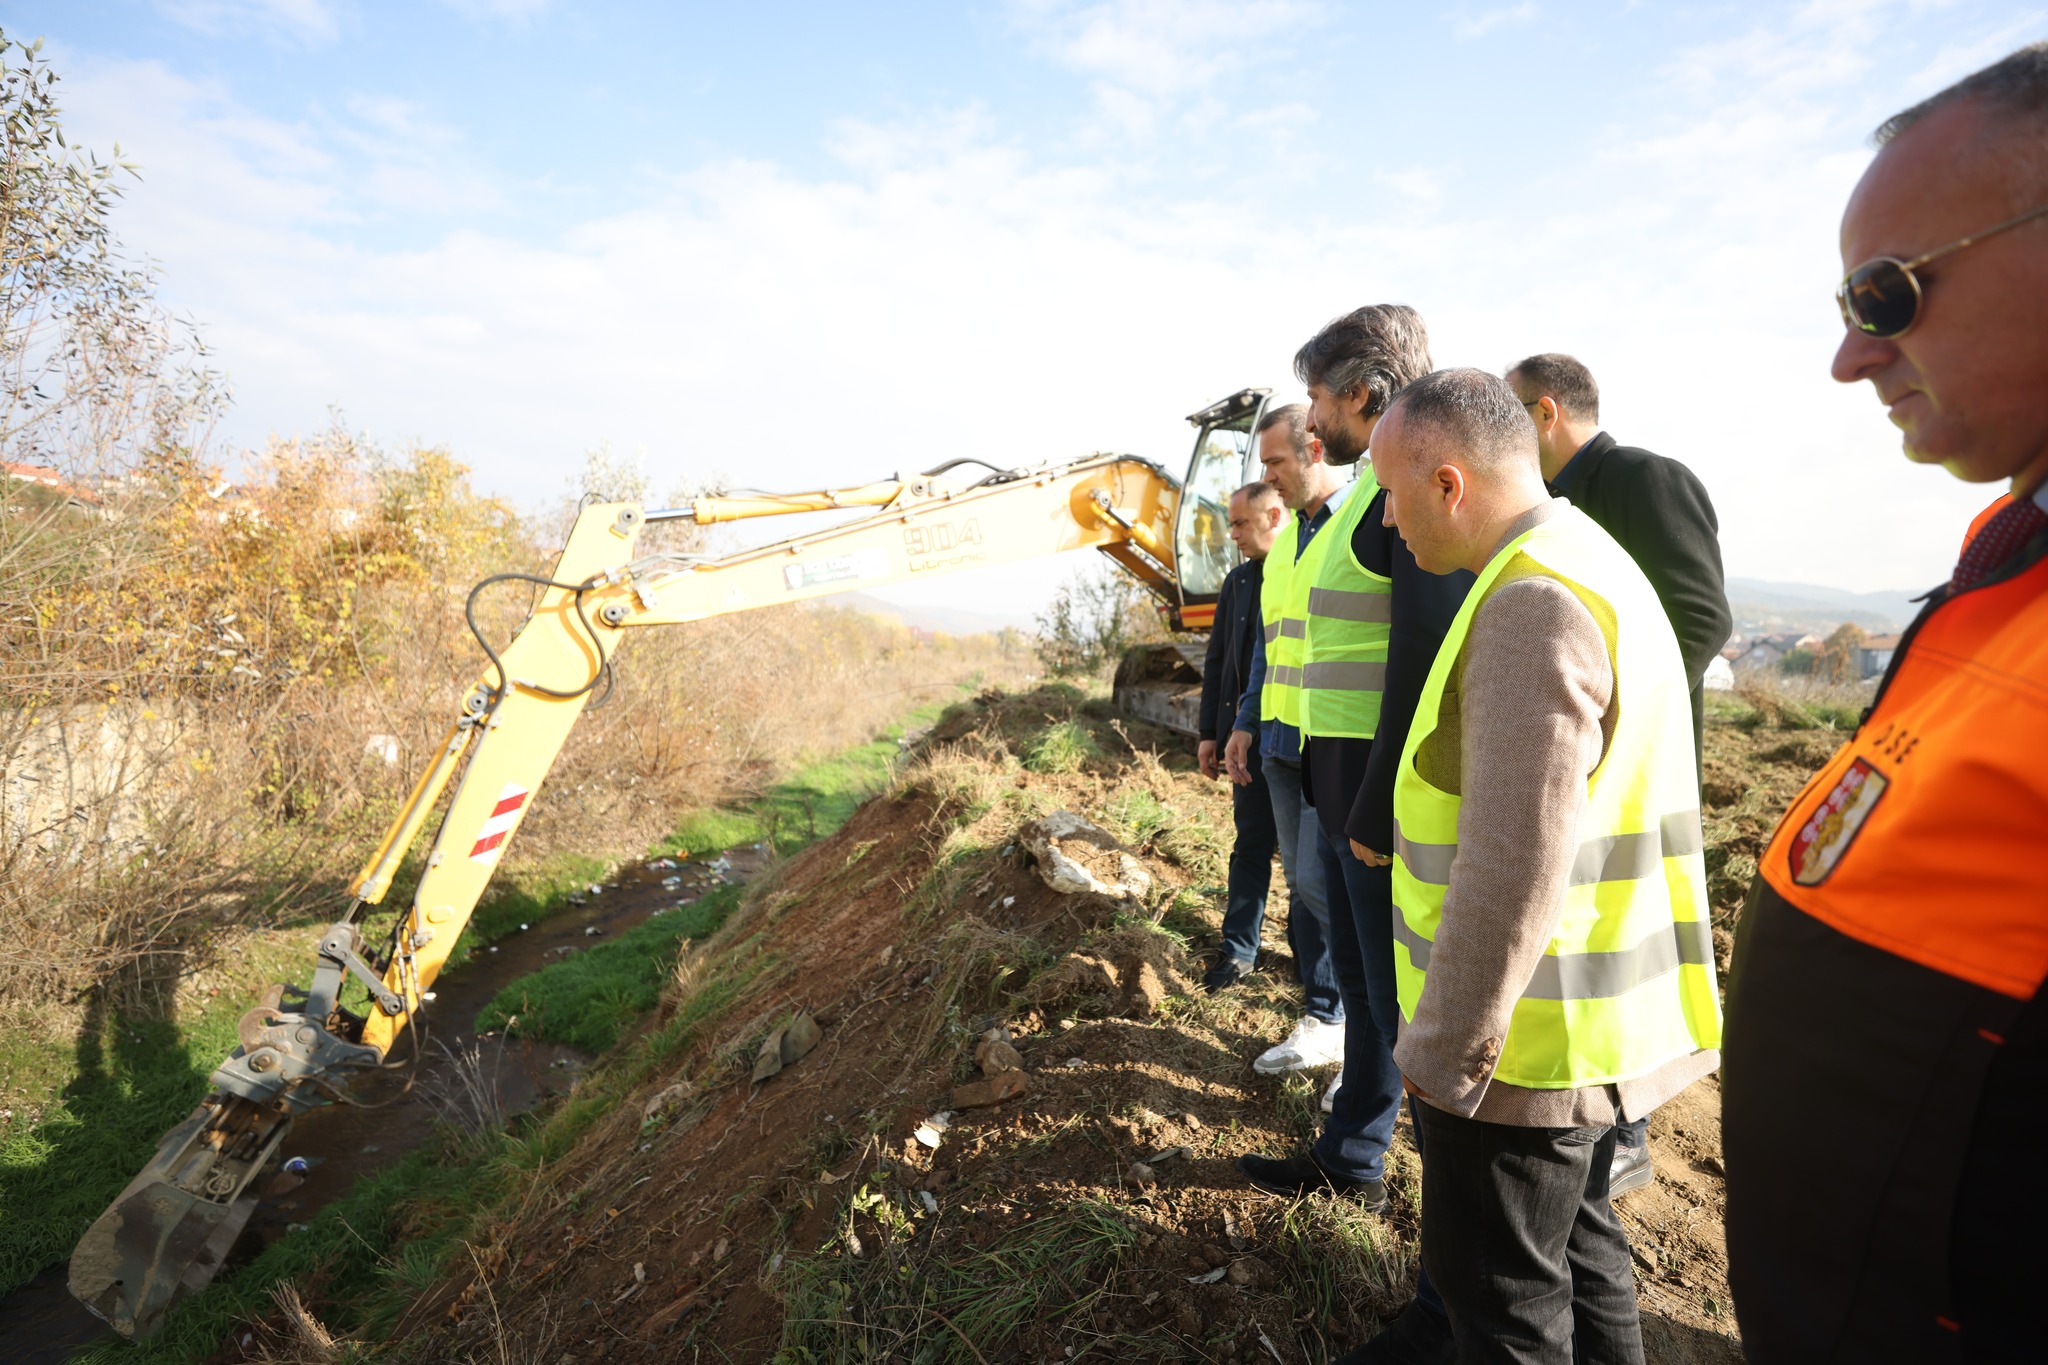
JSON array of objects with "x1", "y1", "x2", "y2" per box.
[
  {"x1": 1258, "y1": 517, "x2": 1308, "y2": 726},
  {"x1": 1298, "y1": 468, "x2": 1392, "y2": 739},
  {"x1": 1391, "y1": 507, "x2": 1722, "y2": 1088}
]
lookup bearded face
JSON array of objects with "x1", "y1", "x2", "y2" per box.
[
  {"x1": 1318, "y1": 416, "x2": 1370, "y2": 466},
  {"x1": 1305, "y1": 380, "x2": 1373, "y2": 466}
]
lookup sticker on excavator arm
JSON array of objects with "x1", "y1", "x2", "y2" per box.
[
  {"x1": 783, "y1": 548, "x2": 887, "y2": 591},
  {"x1": 469, "y1": 782, "x2": 530, "y2": 863}
]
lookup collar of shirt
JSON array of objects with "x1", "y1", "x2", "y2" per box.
[{"x1": 1546, "y1": 432, "x2": 1603, "y2": 497}]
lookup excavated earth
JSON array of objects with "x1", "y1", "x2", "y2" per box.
[{"x1": 278, "y1": 685, "x2": 1835, "y2": 1365}]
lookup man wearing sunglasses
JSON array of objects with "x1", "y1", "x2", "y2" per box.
[{"x1": 1723, "y1": 42, "x2": 2048, "y2": 1365}]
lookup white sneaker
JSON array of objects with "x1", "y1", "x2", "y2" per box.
[
  {"x1": 1254, "y1": 1015, "x2": 1345, "y2": 1074},
  {"x1": 1320, "y1": 1066, "x2": 1344, "y2": 1114}
]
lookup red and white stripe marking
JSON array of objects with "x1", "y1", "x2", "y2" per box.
[{"x1": 468, "y1": 783, "x2": 530, "y2": 864}]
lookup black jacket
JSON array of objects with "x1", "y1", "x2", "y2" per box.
[
  {"x1": 1197, "y1": 557, "x2": 1263, "y2": 746},
  {"x1": 1548, "y1": 432, "x2": 1733, "y2": 767}
]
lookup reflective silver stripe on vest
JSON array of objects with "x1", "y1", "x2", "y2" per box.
[
  {"x1": 1280, "y1": 618, "x2": 1307, "y2": 639},
  {"x1": 1394, "y1": 822, "x2": 1456, "y2": 884},
  {"x1": 1307, "y1": 586, "x2": 1394, "y2": 624},
  {"x1": 1263, "y1": 620, "x2": 1281, "y2": 644},
  {"x1": 1301, "y1": 661, "x2": 1388, "y2": 692},
  {"x1": 1268, "y1": 665, "x2": 1305, "y2": 688},
  {"x1": 1395, "y1": 811, "x2": 1703, "y2": 887},
  {"x1": 1392, "y1": 915, "x2": 1715, "y2": 1001},
  {"x1": 1567, "y1": 811, "x2": 1705, "y2": 885}
]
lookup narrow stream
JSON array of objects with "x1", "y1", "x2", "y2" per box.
[{"x1": 0, "y1": 845, "x2": 764, "y2": 1364}]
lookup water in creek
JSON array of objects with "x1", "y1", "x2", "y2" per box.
[{"x1": 0, "y1": 845, "x2": 764, "y2": 1364}]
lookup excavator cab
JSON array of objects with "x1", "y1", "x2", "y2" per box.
[
  {"x1": 1111, "y1": 387, "x2": 1273, "y2": 733},
  {"x1": 1169, "y1": 387, "x2": 1273, "y2": 629}
]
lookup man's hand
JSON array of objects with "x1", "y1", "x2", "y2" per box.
[
  {"x1": 1401, "y1": 1073, "x2": 1431, "y2": 1100},
  {"x1": 1349, "y1": 839, "x2": 1392, "y2": 868},
  {"x1": 1224, "y1": 729, "x2": 1255, "y2": 786},
  {"x1": 1197, "y1": 739, "x2": 1220, "y2": 781}
]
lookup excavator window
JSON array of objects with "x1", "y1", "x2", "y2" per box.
[{"x1": 1174, "y1": 417, "x2": 1254, "y2": 599}]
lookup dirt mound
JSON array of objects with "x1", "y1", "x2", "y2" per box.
[{"x1": 381, "y1": 686, "x2": 1754, "y2": 1364}]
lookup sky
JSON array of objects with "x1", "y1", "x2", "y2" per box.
[{"x1": 7, "y1": 0, "x2": 2046, "y2": 624}]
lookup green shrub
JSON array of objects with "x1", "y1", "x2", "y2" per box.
[{"x1": 1021, "y1": 720, "x2": 1097, "y2": 774}]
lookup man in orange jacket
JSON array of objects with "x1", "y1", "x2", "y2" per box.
[{"x1": 1722, "y1": 43, "x2": 2048, "y2": 1364}]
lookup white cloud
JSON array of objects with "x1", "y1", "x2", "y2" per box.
[
  {"x1": 1377, "y1": 166, "x2": 1446, "y2": 203},
  {"x1": 48, "y1": 3, "x2": 2033, "y2": 617},
  {"x1": 154, "y1": 0, "x2": 340, "y2": 44},
  {"x1": 1005, "y1": 0, "x2": 1329, "y2": 136},
  {"x1": 437, "y1": 0, "x2": 554, "y2": 22},
  {"x1": 1452, "y1": 3, "x2": 1539, "y2": 40}
]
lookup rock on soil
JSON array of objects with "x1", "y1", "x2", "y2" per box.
[{"x1": 1021, "y1": 809, "x2": 1155, "y2": 900}]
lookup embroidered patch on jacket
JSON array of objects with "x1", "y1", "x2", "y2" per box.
[{"x1": 1788, "y1": 758, "x2": 1888, "y2": 886}]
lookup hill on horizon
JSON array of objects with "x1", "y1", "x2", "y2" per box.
[{"x1": 1724, "y1": 576, "x2": 1928, "y2": 634}]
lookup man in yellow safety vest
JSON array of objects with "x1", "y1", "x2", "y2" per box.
[
  {"x1": 1224, "y1": 405, "x2": 1349, "y2": 1078},
  {"x1": 1373, "y1": 367, "x2": 1721, "y2": 1363},
  {"x1": 1232, "y1": 307, "x2": 1473, "y2": 1363}
]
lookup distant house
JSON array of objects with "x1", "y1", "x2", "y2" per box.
[
  {"x1": 1704, "y1": 655, "x2": 1736, "y2": 691},
  {"x1": 1857, "y1": 633, "x2": 1902, "y2": 680},
  {"x1": 3, "y1": 460, "x2": 99, "y2": 508},
  {"x1": 1731, "y1": 631, "x2": 1821, "y2": 673}
]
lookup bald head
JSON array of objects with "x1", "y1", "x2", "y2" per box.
[
  {"x1": 1876, "y1": 42, "x2": 2048, "y2": 204},
  {"x1": 1376, "y1": 368, "x2": 1540, "y2": 480},
  {"x1": 1371, "y1": 369, "x2": 1549, "y2": 577}
]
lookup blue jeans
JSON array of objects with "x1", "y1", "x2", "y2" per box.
[
  {"x1": 1310, "y1": 827, "x2": 1403, "y2": 1184},
  {"x1": 1313, "y1": 826, "x2": 1450, "y2": 1315},
  {"x1": 1219, "y1": 751, "x2": 1277, "y2": 968},
  {"x1": 1264, "y1": 757, "x2": 1342, "y2": 1025}
]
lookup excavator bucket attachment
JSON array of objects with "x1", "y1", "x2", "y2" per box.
[
  {"x1": 68, "y1": 1095, "x2": 291, "y2": 1339},
  {"x1": 1112, "y1": 642, "x2": 1207, "y2": 738}
]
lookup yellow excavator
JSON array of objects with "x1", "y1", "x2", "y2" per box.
[{"x1": 66, "y1": 387, "x2": 1282, "y2": 1338}]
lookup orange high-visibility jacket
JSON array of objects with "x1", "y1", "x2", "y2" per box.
[{"x1": 1723, "y1": 493, "x2": 2048, "y2": 1364}]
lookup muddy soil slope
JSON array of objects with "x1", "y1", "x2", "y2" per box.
[{"x1": 355, "y1": 686, "x2": 1830, "y2": 1365}]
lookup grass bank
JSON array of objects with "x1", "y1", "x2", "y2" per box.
[
  {"x1": 479, "y1": 697, "x2": 954, "y2": 1053},
  {"x1": 55, "y1": 694, "x2": 956, "y2": 1358},
  {"x1": 0, "y1": 849, "x2": 609, "y2": 1301}
]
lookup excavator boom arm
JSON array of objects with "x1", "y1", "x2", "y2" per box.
[
  {"x1": 69, "y1": 451, "x2": 1184, "y2": 1340},
  {"x1": 628, "y1": 455, "x2": 1179, "y2": 627}
]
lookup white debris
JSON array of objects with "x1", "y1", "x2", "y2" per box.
[
  {"x1": 913, "y1": 1110, "x2": 955, "y2": 1148},
  {"x1": 1018, "y1": 812, "x2": 1153, "y2": 900}
]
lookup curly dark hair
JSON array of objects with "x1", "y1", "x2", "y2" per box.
[{"x1": 1291, "y1": 305, "x2": 1433, "y2": 419}]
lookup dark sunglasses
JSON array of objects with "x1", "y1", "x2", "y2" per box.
[{"x1": 1836, "y1": 203, "x2": 2048, "y2": 338}]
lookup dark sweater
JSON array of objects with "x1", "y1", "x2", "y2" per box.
[
  {"x1": 1299, "y1": 485, "x2": 1473, "y2": 851},
  {"x1": 1198, "y1": 557, "x2": 1264, "y2": 746},
  {"x1": 1548, "y1": 432, "x2": 1733, "y2": 770}
]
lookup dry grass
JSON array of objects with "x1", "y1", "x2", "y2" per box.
[
  {"x1": 0, "y1": 437, "x2": 1026, "y2": 1015},
  {"x1": 243, "y1": 1282, "x2": 357, "y2": 1365}
]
